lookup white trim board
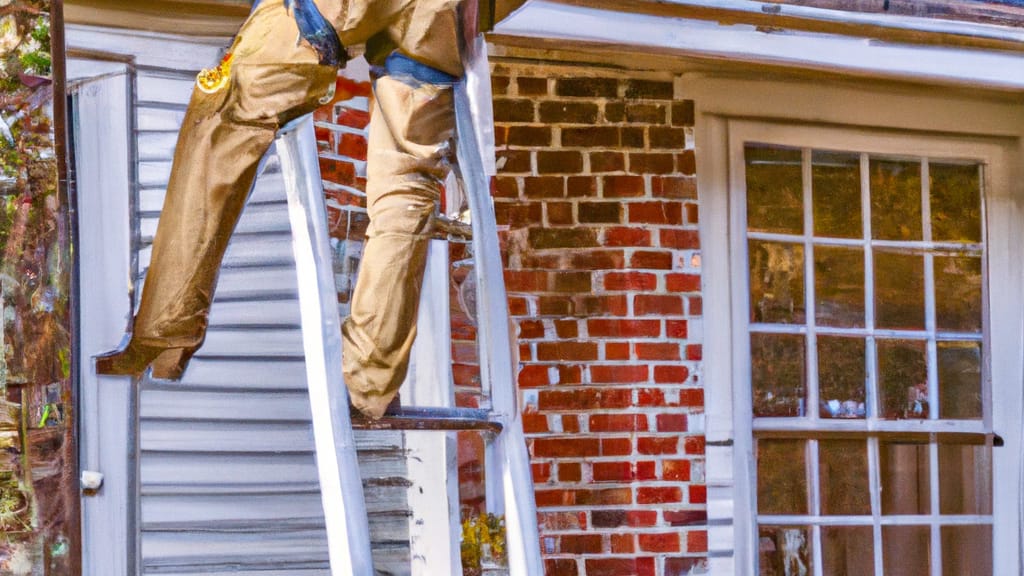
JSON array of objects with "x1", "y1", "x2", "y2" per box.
[{"x1": 495, "y1": 0, "x2": 1024, "y2": 92}]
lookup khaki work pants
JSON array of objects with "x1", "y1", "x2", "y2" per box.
[{"x1": 135, "y1": 0, "x2": 460, "y2": 418}]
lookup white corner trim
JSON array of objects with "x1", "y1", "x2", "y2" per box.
[{"x1": 495, "y1": 0, "x2": 1024, "y2": 91}]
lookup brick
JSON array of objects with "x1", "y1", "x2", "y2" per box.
[
  {"x1": 545, "y1": 559, "x2": 579, "y2": 576},
  {"x1": 678, "y1": 149, "x2": 697, "y2": 175},
  {"x1": 532, "y1": 462, "x2": 551, "y2": 483},
  {"x1": 600, "y1": 227, "x2": 649, "y2": 247},
  {"x1": 602, "y1": 437, "x2": 633, "y2": 456},
  {"x1": 496, "y1": 203, "x2": 542, "y2": 228},
  {"x1": 665, "y1": 558, "x2": 707, "y2": 576},
  {"x1": 559, "y1": 462, "x2": 582, "y2": 482},
  {"x1": 539, "y1": 101, "x2": 599, "y2": 123},
  {"x1": 517, "y1": 364, "x2": 551, "y2": 387},
  {"x1": 588, "y1": 319, "x2": 660, "y2": 338},
  {"x1": 508, "y1": 296, "x2": 529, "y2": 316},
  {"x1": 493, "y1": 125, "x2": 508, "y2": 147},
  {"x1": 575, "y1": 487, "x2": 633, "y2": 506},
  {"x1": 687, "y1": 529, "x2": 708, "y2": 553},
  {"x1": 604, "y1": 101, "x2": 625, "y2": 122},
  {"x1": 529, "y1": 228, "x2": 598, "y2": 249},
  {"x1": 660, "y1": 229, "x2": 700, "y2": 249},
  {"x1": 538, "y1": 296, "x2": 572, "y2": 316},
  {"x1": 625, "y1": 79, "x2": 673, "y2": 99},
  {"x1": 630, "y1": 153, "x2": 675, "y2": 175},
  {"x1": 492, "y1": 176, "x2": 519, "y2": 198},
  {"x1": 621, "y1": 127, "x2": 645, "y2": 148},
  {"x1": 560, "y1": 534, "x2": 603, "y2": 555},
  {"x1": 517, "y1": 76, "x2": 548, "y2": 96},
  {"x1": 337, "y1": 132, "x2": 367, "y2": 161},
  {"x1": 585, "y1": 557, "x2": 655, "y2": 576},
  {"x1": 538, "y1": 151, "x2": 584, "y2": 174},
  {"x1": 625, "y1": 103, "x2": 667, "y2": 123},
  {"x1": 603, "y1": 175, "x2": 645, "y2": 198},
  {"x1": 652, "y1": 176, "x2": 697, "y2": 199},
  {"x1": 522, "y1": 176, "x2": 563, "y2": 199},
  {"x1": 657, "y1": 414, "x2": 689, "y2": 432},
  {"x1": 672, "y1": 100, "x2": 695, "y2": 127},
  {"x1": 689, "y1": 296, "x2": 703, "y2": 316},
  {"x1": 639, "y1": 532, "x2": 680, "y2": 553},
  {"x1": 680, "y1": 388, "x2": 704, "y2": 407},
  {"x1": 637, "y1": 486, "x2": 682, "y2": 504},
  {"x1": 547, "y1": 202, "x2": 574, "y2": 225},
  {"x1": 536, "y1": 342, "x2": 599, "y2": 362},
  {"x1": 592, "y1": 509, "x2": 658, "y2": 528},
  {"x1": 562, "y1": 414, "x2": 581, "y2": 433},
  {"x1": 664, "y1": 510, "x2": 708, "y2": 527},
  {"x1": 635, "y1": 295, "x2": 684, "y2": 316},
  {"x1": 552, "y1": 271, "x2": 592, "y2": 292},
  {"x1": 611, "y1": 533, "x2": 635, "y2": 554},
  {"x1": 590, "y1": 151, "x2": 625, "y2": 172},
  {"x1": 578, "y1": 202, "x2": 622, "y2": 224},
  {"x1": 590, "y1": 414, "x2": 647, "y2": 433},
  {"x1": 636, "y1": 342, "x2": 681, "y2": 361},
  {"x1": 336, "y1": 76, "x2": 372, "y2": 98},
  {"x1": 630, "y1": 250, "x2": 673, "y2": 270},
  {"x1": 638, "y1": 388, "x2": 666, "y2": 406},
  {"x1": 662, "y1": 458, "x2": 691, "y2": 480},
  {"x1": 666, "y1": 320, "x2": 688, "y2": 339},
  {"x1": 504, "y1": 270, "x2": 547, "y2": 292},
  {"x1": 558, "y1": 364, "x2": 583, "y2": 384},
  {"x1": 571, "y1": 295, "x2": 629, "y2": 317},
  {"x1": 592, "y1": 461, "x2": 633, "y2": 482},
  {"x1": 492, "y1": 98, "x2": 534, "y2": 122},
  {"x1": 540, "y1": 511, "x2": 586, "y2": 532},
  {"x1": 335, "y1": 106, "x2": 370, "y2": 129},
  {"x1": 686, "y1": 344, "x2": 703, "y2": 361},
  {"x1": 649, "y1": 127, "x2": 687, "y2": 149},
  {"x1": 319, "y1": 157, "x2": 356, "y2": 186},
  {"x1": 667, "y1": 273, "x2": 701, "y2": 292},
  {"x1": 686, "y1": 202, "x2": 699, "y2": 224},
  {"x1": 685, "y1": 436, "x2": 706, "y2": 455},
  {"x1": 562, "y1": 126, "x2": 619, "y2": 147},
  {"x1": 533, "y1": 437, "x2": 600, "y2": 458},
  {"x1": 569, "y1": 250, "x2": 625, "y2": 270},
  {"x1": 522, "y1": 412, "x2": 548, "y2": 433},
  {"x1": 491, "y1": 75, "x2": 511, "y2": 95},
  {"x1": 591, "y1": 365, "x2": 649, "y2": 384},
  {"x1": 507, "y1": 125, "x2": 551, "y2": 146},
  {"x1": 654, "y1": 365, "x2": 690, "y2": 383},
  {"x1": 638, "y1": 436, "x2": 679, "y2": 455},
  {"x1": 605, "y1": 342, "x2": 630, "y2": 361},
  {"x1": 537, "y1": 388, "x2": 620, "y2": 410},
  {"x1": 556, "y1": 77, "x2": 618, "y2": 97},
  {"x1": 497, "y1": 149, "x2": 531, "y2": 173},
  {"x1": 567, "y1": 176, "x2": 597, "y2": 198}
]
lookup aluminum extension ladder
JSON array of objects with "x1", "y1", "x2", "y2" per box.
[{"x1": 275, "y1": 40, "x2": 543, "y2": 576}]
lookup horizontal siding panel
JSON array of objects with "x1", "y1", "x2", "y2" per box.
[
  {"x1": 140, "y1": 390, "x2": 313, "y2": 421},
  {"x1": 137, "y1": 73, "x2": 197, "y2": 106},
  {"x1": 207, "y1": 298, "x2": 301, "y2": 327},
  {"x1": 136, "y1": 106, "x2": 186, "y2": 132},
  {"x1": 139, "y1": 202, "x2": 292, "y2": 242},
  {"x1": 156, "y1": 357, "x2": 306, "y2": 390},
  {"x1": 140, "y1": 421, "x2": 314, "y2": 453},
  {"x1": 141, "y1": 492, "x2": 325, "y2": 527},
  {"x1": 141, "y1": 452, "x2": 319, "y2": 488},
  {"x1": 138, "y1": 232, "x2": 296, "y2": 270},
  {"x1": 141, "y1": 529, "x2": 329, "y2": 570},
  {"x1": 215, "y1": 266, "x2": 299, "y2": 301},
  {"x1": 194, "y1": 327, "x2": 303, "y2": 357},
  {"x1": 137, "y1": 131, "x2": 179, "y2": 162}
]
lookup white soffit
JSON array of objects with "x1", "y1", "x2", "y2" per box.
[{"x1": 495, "y1": 0, "x2": 1024, "y2": 91}]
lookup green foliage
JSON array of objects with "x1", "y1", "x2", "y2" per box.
[{"x1": 461, "y1": 513, "x2": 507, "y2": 575}]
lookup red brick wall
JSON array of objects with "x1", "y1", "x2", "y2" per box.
[{"x1": 490, "y1": 61, "x2": 708, "y2": 576}]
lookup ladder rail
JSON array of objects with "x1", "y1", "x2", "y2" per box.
[
  {"x1": 455, "y1": 37, "x2": 545, "y2": 576},
  {"x1": 278, "y1": 117, "x2": 374, "y2": 576}
]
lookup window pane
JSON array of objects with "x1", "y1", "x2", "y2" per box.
[
  {"x1": 941, "y1": 525, "x2": 992, "y2": 576},
  {"x1": 877, "y1": 339, "x2": 929, "y2": 420},
  {"x1": 757, "y1": 440, "x2": 808, "y2": 514},
  {"x1": 883, "y1": 526, "x2": 930, "y2": 576},
  {"x1": 939, "y1": 442, "x2": 992, "y2": 515},
  {"x1": 871, "y1": 158, "x2": 922, "y2": 241},
  {"x1": 819, "y1": 440, "x2": 871, "y2": 515},
  {"x1": 818, "y1": 337, "x2": 866, "y2": 419},
  {"x1": 752, "y1": 333, "x2": 807, "y2": 418},
  {"x1": 815, "y1": 246, "x2": 865, "y2": 328},
  {"x1": 934, "y1": 255, "x2": 983, "y2": 334},
  {"x1": 758, "y1": 526, "x2": 812, "y2": 576},
  {"x1": 880, "y1": 440, "x2": 930, "y2": 515},
  {"x1": 750, "y1": 240, "x2": 806, "y2": 324},
  {"x1": 874, "y1": 250, "x2": 925, "y2": 331},
  {"x1": 812, "y1": 151, "x2": 862, "y2": 239},
  {"x1": 930, "y1": 163, "x2": 982, "y2": 244},
  {"x1": 747, "y1": 145, "x2": 804, "y2": 235},
  {"x1": 938, "y1": 342, "x2": 983, "y2": 420},
  {"x1": 822, "y1": 526, "x2": 874, "y2": 576}
]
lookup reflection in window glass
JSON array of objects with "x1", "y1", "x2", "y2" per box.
[
  {"x1": 751, "y1": 333, "x2": 807, "y2": 418},
  {"x1": 746, "y1": 145, "x2": 804, "y2": 235},
  {"x1": 938, "y1": 342, "x2": 983, "y2": 420},
  {"x1": 758, "y1": 526, "x2": 812, "y2": 576},
  {"x1": 812, "y1": 151, "x2": 862, "y2": 238},
  {"x1": 877, "y1": 339, "x2": 929, "y2": 420},
  {"x1": 883, "y1": 526, "x2": 931, "y2": 576},
  {"x1": 817, "y1": 337, "x2": 866, "y2": 419},
  {"x1": 819, "y1": 440, "x2": 870, "y2": 515},
  {"x1": 757, "y1": 440, "x2": 808, "y2": 515},
  {"x1": 874, "y1": 250, "x2": 925, "y2": 331},
  {"x1": 822, "y1": 526, "x2": 874, "y2": 576},
  {"x1": 814, "y1": 246, "x2": 864, "y2": 328},
  {"x1": 871, "y1": 158, "x2": 922, "y2": 241},
  {"x1": 938, "y1": 442, "x2": 992, "y2": 515},
  {"x1": 941, "y1": 525, "x2": 992, "y2": 576},
  {"x1": 749, "y1": 240, "x2": 805, "y2": 324},
  {"x1": 934, "y1": 255, "x2": 983, "y2": 334},
  {"x1": 879, "y1": 440, "x2": 930, "y2": 515},
  {"x1": 930, "y1": 163, "x2": 982, "y2": 243}
]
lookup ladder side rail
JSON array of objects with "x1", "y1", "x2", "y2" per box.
[
  {"x1": 278, "y1": 117, "x2": 374, "y2": 576},
  {"x1": 455, "y1": 38, "x2": 544, "y2": 576}
]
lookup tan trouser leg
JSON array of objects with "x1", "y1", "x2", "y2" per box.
[
  {"x1": 133, "y1": 0, "x2": 337, "y2": 349},
  {"x1": 342, "y1": 75, "x2": 455, "y2": 418}
]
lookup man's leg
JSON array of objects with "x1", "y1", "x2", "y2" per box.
[
  {"x1": 342, "y1": 62, "x2": 456, "y2": 418},
  {"x1": 98, "y1": 0, "x2": 338, "y2": 378}
]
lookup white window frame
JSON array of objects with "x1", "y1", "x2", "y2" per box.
[{"x1": 690, "y1": 76, "x2": 1024, "y2": 576}]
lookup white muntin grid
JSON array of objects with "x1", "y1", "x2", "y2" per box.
[{"x1": 740, "y1": 144, "x2": 992, "y2": 576}]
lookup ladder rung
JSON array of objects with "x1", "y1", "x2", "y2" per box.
[{"x1": 350, "y1": 407, "x2": 503, "y2": 434}]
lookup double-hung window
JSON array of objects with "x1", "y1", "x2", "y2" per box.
[{"x1": 725, "y1": 121, "x2": 1018, "y2": 575}]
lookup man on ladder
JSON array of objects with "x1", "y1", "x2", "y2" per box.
[{"x1": 95, "y1": 0, "x2": 466, "y2": 420}]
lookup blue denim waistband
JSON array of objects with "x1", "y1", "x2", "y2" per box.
[{"x1": 384, "y1": 52, "x2": 459, "y2": 85}]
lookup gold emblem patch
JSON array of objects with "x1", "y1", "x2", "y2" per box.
[{"x1": 197, "y1": 51, "x2": 234, "y2": 94}]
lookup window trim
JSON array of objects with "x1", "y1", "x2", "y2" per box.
[{"x1": 690, "y1": 76, "x2": 1024, "y2": 575}]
